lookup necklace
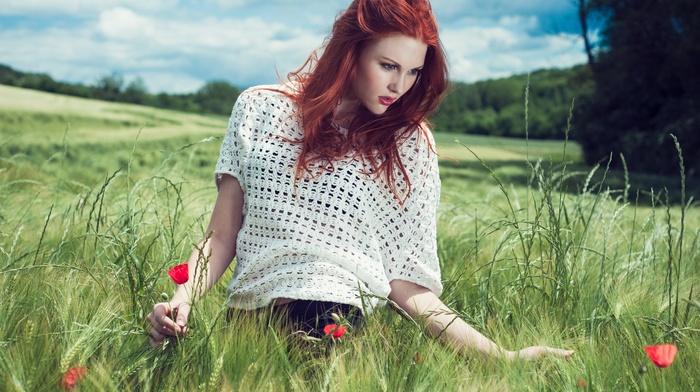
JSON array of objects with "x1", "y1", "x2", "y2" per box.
[{"x1": 331, "y1": 121, "x2": 348, "y2": 131}]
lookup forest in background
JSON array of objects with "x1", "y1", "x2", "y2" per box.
[
  {"x1": 0, "y1": 65, "x2": 241, "y2": 117},
  {"x1": 575, "y1": 0, "x2": 699, "y2": 177},
  {"x1": 0, "y1": 62, "x2": 588, "y2": 142},
  {"x1": 2, "y1": 0, "x2": 699, "y2": 180},
  {"x1": 430, "y1": 65, "x2": 591, "y2": 140}
]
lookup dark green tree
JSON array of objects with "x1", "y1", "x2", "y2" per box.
[
  {"x1": 194, "y1": 80, "x2": 240, "y2": 115},
  {"x1": 93, "y1": 72, "x2": 125, "y2": 102},
  {"x1": 576, "y1": 0, "x2": 700, "y2": 177},
  {"x1": 123, "y1": 77, "x2": 149, "y2": 105}
]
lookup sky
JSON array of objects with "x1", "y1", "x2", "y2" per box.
[{"x1": 0, "y1": 0, "x2": 587, "y2": 94}]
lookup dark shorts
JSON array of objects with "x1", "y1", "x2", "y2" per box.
[{"x1": 228, "y1": 300, "x2": 364, "y2": 338}]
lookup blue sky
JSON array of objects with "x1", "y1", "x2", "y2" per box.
[{"x1": 0, "y1": 0, "x2": 587, "y2": 94}]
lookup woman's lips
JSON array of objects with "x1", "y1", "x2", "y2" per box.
[{"x1": 379, "y1": 96, "x2": 395, "y2": 106}]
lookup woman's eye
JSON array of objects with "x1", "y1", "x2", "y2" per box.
[
  {"x1": 408, "y1": 69, "x2": 420, "y2": 76},
  {"x1": 382, "y1": 63, "x2": 397, "y2": 71}
]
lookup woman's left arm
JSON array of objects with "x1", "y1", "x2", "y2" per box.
[{"x1": 388, "y1": 279, "x2": 574, "y2": 360}]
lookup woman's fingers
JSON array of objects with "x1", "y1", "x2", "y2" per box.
[
  {"x1": 550, "y1": 347, "x2": 575, "y2": 358},
  {"x1": 149, "y1": 325, "x2": 166, "y2": 341},
  {"x1": 174, "y1": 303, "x2": 191, "y2": 333},
  {"x1": 538, "y1": 347, "x2": 574, "y2": 358},
  {"x1": 147, "y1": 302, "x2": 186, "y2": 346},
  {"x1": 516, "y1": 346, "x2": 575, "y2": 360}
]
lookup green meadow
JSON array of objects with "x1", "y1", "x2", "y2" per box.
[{"x1": 1, "y1": 84, "x2": 698, "y2": 391}]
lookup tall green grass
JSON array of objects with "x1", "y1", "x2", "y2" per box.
[{"x1": 1, "y1": 97, "x2": 698, "y2": 391}]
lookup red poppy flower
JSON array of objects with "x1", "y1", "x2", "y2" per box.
[
  {"x1": 576, "y1": 379, "x2": 587, "y2": 388},
  {"x1": 323, "y1": 323, "x2": 346, "y2": 338},
  {"x1": 645, "y1": 344, "x2": 677, "y2": 368},
  {"x1": 60, "y1": 366, "x2": 87, "y2": 390},
  {"x1": 168, "y1": 264, "x2": 188, "y2": 285}
]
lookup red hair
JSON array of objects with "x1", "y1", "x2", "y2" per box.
[{"x1": 287, "y1": 0, "x2": 449, "y2": 200}]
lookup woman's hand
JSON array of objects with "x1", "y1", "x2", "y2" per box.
[
  {"x1": 389, "y1": 280, "x2": 574, "y2": 361},
  {"x1": 147, "y1": 301, "x2": 191, "y2": 347},
  {"x1": 508, "y1": 346, "x2": 575, "y2": 360}
]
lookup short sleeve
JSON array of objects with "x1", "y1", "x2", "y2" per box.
[
  {"x1": 214, "y1": 90, "x2": 257, "y2": 189},
  {"x1": 379, "y1": 126, "x2": 443, "y2": 296}
]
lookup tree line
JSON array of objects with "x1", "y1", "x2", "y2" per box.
[
  {"x1": 0, "y1": 65, "x2": 240, "y2": 116},
  {"x1": 0, "y1": 63, "x2": 590, "y2": 140},
  {"x1": 430, "y1": 65, "x2": 592, "y2": 140}
]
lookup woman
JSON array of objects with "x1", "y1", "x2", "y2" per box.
[{"x1": 147, "y1": 0, "x2": 573, "y2": 360}]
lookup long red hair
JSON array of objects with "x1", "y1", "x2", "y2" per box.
[{"x1": 287, "y1": 0, "x2": 449, "y2": 200}]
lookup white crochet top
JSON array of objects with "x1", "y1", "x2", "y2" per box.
[{"x1": 215, "y1": 84, "x2": 442, "y2": 312}]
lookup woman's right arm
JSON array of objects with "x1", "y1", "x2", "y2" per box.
[
  {"x1": 147, "y1": 174, "x2": 244, "y2": 346},
  {"x1": 389, "y1": 280, "x2": 574, "y2": 360}
]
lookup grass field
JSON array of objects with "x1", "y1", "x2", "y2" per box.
[{"x1": 1, "y1": 85, "x2": 698, "y2": 391}]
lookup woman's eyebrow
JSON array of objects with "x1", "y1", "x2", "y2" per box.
[{"x1": 380, "y1": 56, "x2": 424, "y2": 70}]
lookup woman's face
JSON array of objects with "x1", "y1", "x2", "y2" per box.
[{"x1": 352, "y1": 34, "x2": 428, "y2": 115}]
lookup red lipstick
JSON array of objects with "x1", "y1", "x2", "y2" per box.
[{"x1": 379, "y1": 96, "x2": 394, "y2": 106}]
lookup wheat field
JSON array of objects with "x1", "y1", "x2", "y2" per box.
[{"x1": 1, "y1": 85, "x2": 698, "y2": 391}]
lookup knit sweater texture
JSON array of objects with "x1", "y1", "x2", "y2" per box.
[{"x1": 215, "y1": 84, "x2": 442, "y2": 312}]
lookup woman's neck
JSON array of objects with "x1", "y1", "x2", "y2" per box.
[{"x1": 333, "y1": 96, "x2": 359, "y2": 129}]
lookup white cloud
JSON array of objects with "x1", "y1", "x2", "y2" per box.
[
  {"x1": 137, "y1": 71, "x2": 204, "y2": 94},
  {"x1": 442, "y1": 23, "x2": 586, "y2": 83},
  {"x1": 0, "y1": 0, "x2": 178, "y2": 16},
  {"x1": 0, "y1": 4, "x2": 325, "y2": 92},
  {"x1": 0, "y1": 1, "x2": 587, "y2": 93},
  {"x1": 498, "y1": 15, "x2": 539, "y2": 30},
  {"x1": 98, "y1": 7, "x2": 156, "y2": 40},
  {"x1": 197, "y1": 0, "x2": 253, "y2": 9}
]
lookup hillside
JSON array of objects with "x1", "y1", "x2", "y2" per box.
[
  {"x1": 1, "y1": 63, "x2": 593, "y2": 140},
  {"x1": 0, "y1": 84, "x2": 226, "y2": 143},
  {"x1": 0, "y1": 84, "x2": 228, "y2": 186},
  {"x1": 0, "y1": 84, "x2": 581, "y2": 168}
]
